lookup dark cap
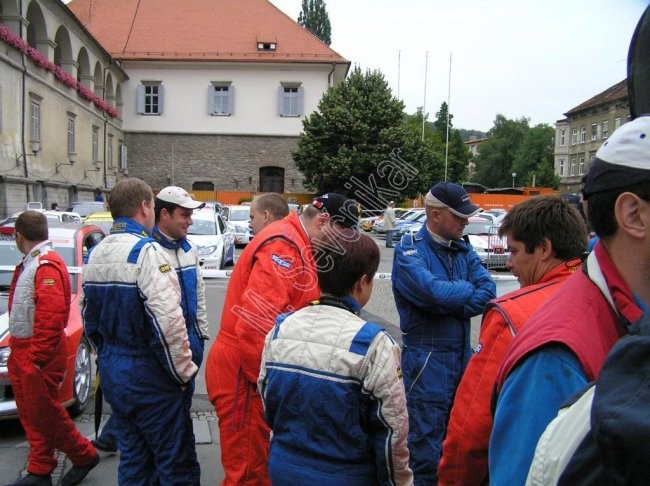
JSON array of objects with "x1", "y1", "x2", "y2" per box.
[
  {"x1": 425, "y1": 181, "x2": 481, "y2": 218},
  {"x1": 582, "y1": 115, "x2": 650, "y2": 199},
  {"x1": 311, "y1": 193, "x2": 360, "y2": 228}
]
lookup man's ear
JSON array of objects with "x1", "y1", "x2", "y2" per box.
[
  {"x1": 615, "y1": 192, "x2": 648, "y2": 240},
  {"x1": 539, "y1": 238, "x2": 554, "y2": 261}
]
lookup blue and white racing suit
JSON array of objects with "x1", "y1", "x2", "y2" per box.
[
  {"x1": 259, "y1": 295, "x2": 413, "y2": 486},
  {"x1": 82, "y1": 218, "x2": 198, "y2": 485}
]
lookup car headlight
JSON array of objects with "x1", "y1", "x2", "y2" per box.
[
  {"x1": 0, "y1": 347, "x2": 10, "y2": 366},
  {"x1": 196, "y1": 245, "x2": 218, "y2": 256}
]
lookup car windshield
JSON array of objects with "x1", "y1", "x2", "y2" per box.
[
  {"x1": 188, "y1": 218, "x2": 217, "y2": 235},
  {"x1": 465, "y1": 222, "x2": 495, "y2": 235},
  {"x1": 229, "y1": 209, "x2": 249, "y2": 221}
]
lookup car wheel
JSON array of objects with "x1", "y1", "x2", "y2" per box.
[{"x1": 68, "y1": 337, "x2": 92, "y2": 417}]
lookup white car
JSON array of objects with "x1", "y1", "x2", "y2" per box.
[
  {"x1": 186, "y1": 211, "x2": 235, "y2": 277},
  {"x1": 43, "y1": 210, "x2": 82, "y2": 224},
  {"x1": 463, "y1": 217, "x2": 509, "y2": 269},
  {"x1": 223, "y1": 205, "x2": 252, "y2": 245}
]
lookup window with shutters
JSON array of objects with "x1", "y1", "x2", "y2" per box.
[
  {"x1": 67, "y1": 113, "x2": 76, "y2": 155},
  {"x1": 208, "y1": 82, "x2": 233, "y2": 115},
  {"x1": 278, "y1": 82, "x2": 303, "y2": 117},
  {"x1": 137, "y1": 82, "x2": 163, "y2": 115}
]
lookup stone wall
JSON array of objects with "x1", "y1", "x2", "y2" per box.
[{"x1": 125, "y1": 132, "x2": 305, "y2": 193}]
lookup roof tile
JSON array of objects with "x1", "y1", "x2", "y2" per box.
[{"x1": 564, "y1": 79, "x2": 628, "y2": 116}]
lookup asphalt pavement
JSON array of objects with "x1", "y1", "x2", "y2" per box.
[{"x1": 0, "y1": 234, "x2": 516, "y2": 485}]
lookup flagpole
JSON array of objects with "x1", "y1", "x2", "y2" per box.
[
  {"x1": 444, "y1": 52, "x2": 452, "y2": 181},
  {"x1": 422, "y1": 51, "x2": 428, "y2": 142},
  {"x1": 397, "y1": 50, "x2": 401, "y2": 100}
]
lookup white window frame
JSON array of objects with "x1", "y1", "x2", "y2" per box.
[
  {"x1": 559, "y1": 159, "x2": 565, "y2": 176},
  {"x1": 278, "y1": 83, "x2": 304, "y2": 117},
  {"x1": 559, "y1": 129, "x2": 566, "y2": 146},
  {"x1": 579, "y1": 157, "x2": 585, "y2": 175},
  {"x1": 30, "y1": 98, "x2": 41, "y2": 143},
  {"x1": 119, "y1": 144, "x2": 128, "y2": 170},
  {"x1": 67, "y1": 114, "x2": 76, "y2": 155},
  {"x1": 602, "y1": 120, "x2": 609, "y2": 139},
  {"x1": 107, "y1": 134, "x2": 114, "y2": 169},
  {"x1": 137, "y1": 82, "x2": 164, "y2": 115},
  {"x1": 571, "y1": 128, "x2": 577, "y2": 145},
  {"x1": 580, "y1": 127, "x2": 586, "y2": 143},
  {"x1": 570, "y1": 158, "x2": 576, "y2": 176},
  {"x1": 614, "y1": 117, "x2": 621, "y2": 130},
  {"x1": 208, "y1": 82, "x2": 233, "y2": 116},
  {"x1": 92, "y1": 126, "x2": 100, "y2": 163},
  {"x1": 591, "y1": 123, "x2": 597, "y2": 141}
]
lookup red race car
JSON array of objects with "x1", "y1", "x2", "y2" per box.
[{"x1": 0, "y1": 223, "x2": 105, "y2": 419}]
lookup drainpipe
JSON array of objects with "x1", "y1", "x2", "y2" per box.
[
  {"x1": 101, "y1": 60, "x2": 112, "y2": 190},
  {"x1": 327, "y1": 62, "x2": 336, "y2": 88},
  {"x1": 19, "y1": 0, "x2": 29, "y2": 180}
]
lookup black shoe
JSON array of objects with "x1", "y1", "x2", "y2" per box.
[
  {"x1": 92, "y1": 437, "x2": 117, "y2": 453},
  {"x1": 5, "y1": 473, "x2": 52, "y2": 486},
  {"x1": 61, "y1": 454, "x2": 100, "y2": 486}
]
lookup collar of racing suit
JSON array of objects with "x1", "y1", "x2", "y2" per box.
[
  {"x1": 151, "y1": 225, "x2": 191, "y2": 252},
  {"x1": 312, "y1": 294, "x2": 361, "y2": 316}
]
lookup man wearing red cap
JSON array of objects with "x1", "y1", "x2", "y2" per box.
[
  {"x1": 206, "y1": 193, "x2": 360, "y2": 485},
  {"x1": 392, "y1": 181, "x2": 496, "y2": 485}
]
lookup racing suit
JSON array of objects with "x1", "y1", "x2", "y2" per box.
[
  {"x1": 206, "y1": 212, "x2": 320, "y2": 485},
  {"x1": 392, "y1": 226, "x2": 495, "y2": 484},
  {"x1": 438, "y1": 258, "x2": 581, "y2": 486},
  {"x1": 258, "y1": 296, "x2": 413, "y2": 485},
  {"x1": 82, "y1": 218, "x2": 198, "y2": 485},
  {"x1": 8, "y1": 241, "x2": 96, "y2": 476}
]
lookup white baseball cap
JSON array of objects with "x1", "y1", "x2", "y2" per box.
[{"x1": 156, "y1": 186, "x2": 205, "y2": 209}]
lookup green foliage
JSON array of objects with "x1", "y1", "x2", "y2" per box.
[
  {"x1": 473, "y1": 115, "x2": 529, "y2": 187},
  {"x1": 433, "y1": 102, "x2": 453, "y2": 134},
  {"x1": 298, "y1": 0, "x2": 332, "y2": 46},
  {"x1": 512, "y1": 124, "x2": 559, "y2": 188},
  {"x1": 458, "y1": 128, "x2": 488, "y2": 142},
  {"x1": 294, "y1": 68, "x2": 433, "y2": 208}
]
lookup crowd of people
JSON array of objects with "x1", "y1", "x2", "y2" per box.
[{"x1": 4, "y1": 115, "x2": 649, "y2": 485}]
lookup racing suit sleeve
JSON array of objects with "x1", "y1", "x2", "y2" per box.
[
  {"x1": 138, "y1": 244, "x2": 198, "y2": 385},
  {"x1": 194, "y1": 251, "x2": 210, "y2": 340},
  {"x1": 392, "y1": 243, "x2": 477, "y2": 314},
  {"x1": 364, "y1": 331, "x2": 413, "y2": 486},
  {"x1": 234, "y1": 240, "x2": 308, "y2": 385},
  {"x1": 439, "y1": 309, "x2": 511, "y2": 486},
  {"x1": 489, "y1": 344, "x2": 588, "y2": 486},
  {"x1": 30, "y1": 262, "x2": 70, "y2": 365},
  {"x1": 460, "y1": 250, "x2": 496, "y2": 319}
]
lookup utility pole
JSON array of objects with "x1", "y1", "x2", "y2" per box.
[
  {"x1": 422, "y1": 51, "x2": 428, "y2": 142},
  {"x1": 444, "y1": 52, "x2": 452, "y2": 181}
]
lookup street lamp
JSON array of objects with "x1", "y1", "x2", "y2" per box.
[{"x1": 512, "y1": 172, "x2": 517, "y2": 188}]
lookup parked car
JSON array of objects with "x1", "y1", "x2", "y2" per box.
[
  {"x1": 82, "y1": 211, "x2": 114, "y2": 235},
  {"x1": 187, "y1": 211, "x2": 235, "y2": 277},
  {"x1": 69, "y1": 201, "x2": 106, "y2": 218},
  {"x1": 43, "y1": 210, "x2": 82, "y2": 224},
  {"x1": 372, "y1": 208, "x2": 424, "y2": 235},
  {"x1": 463, "y1": 217, "x2": 509, "y2": 269},
  {"x1": 223, "y1": 205, "x2": 252, "y2": 245},
  {"x1": 0, "y1": 222, "x2": 106, "y2": 419}
]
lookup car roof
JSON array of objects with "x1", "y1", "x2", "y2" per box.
[{"x1": 83, "y1": 211, "x2": 113, "y2": 221}]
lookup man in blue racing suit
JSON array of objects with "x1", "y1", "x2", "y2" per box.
[
  {"x1": 392, "y1": 182, "x2": 496, "y2": 484},
  {"x1": 82, "y1": 178, "x2": 199, "y2": 485}
]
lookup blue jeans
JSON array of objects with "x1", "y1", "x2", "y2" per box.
[{"x1": 386, "y1": 230, "x2": 395, "y2": 247}]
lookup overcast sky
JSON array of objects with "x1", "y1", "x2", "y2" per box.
[{"x1": 270, "y1": 0, "x2": 648, "y2": 132}]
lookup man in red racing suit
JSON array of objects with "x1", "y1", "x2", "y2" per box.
[
  {"x1": 7, "y1": 211, "x2": 98, "y2": 485},
  {"x1": 205, "y1": 194, "x2": 360, "y2": 485}
]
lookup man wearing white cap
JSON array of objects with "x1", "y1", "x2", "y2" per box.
[
  {"x1": 391, "y1": 181, "x2": 496, "y2": 484},
  {"x1": 490, "y1": 115, "x2": 650, "y2": 485}
]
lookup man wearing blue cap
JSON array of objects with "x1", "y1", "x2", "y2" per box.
[{"x1": 392, "y1": 181, "x2": 496, "y2": 484}]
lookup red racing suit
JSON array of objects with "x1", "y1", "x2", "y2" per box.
[
  {"x1": 438, "y1": 258, "x2": 581, "y2": 486},
  {"x1": 205, "y1": 212, "x2": 320, "y2": 485},
  {"x1": 8, "y1": 241, "x2": 96, "y2": 476}
]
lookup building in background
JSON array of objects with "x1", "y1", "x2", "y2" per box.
[
  {"x1": 67, "y1": 0, "x2": 349, "y2": 196},
  {"x1": 554, "y1": 80, "x2": 629, "y2": 194},
  {"x1": 0, "y1": 0, "x2": 127, "y2": 217},
  {"x1": 465, "y1": 135, "x2": 488, "y2": 179}
]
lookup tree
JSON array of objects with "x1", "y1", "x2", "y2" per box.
[
  {"x1": 298, "y1": 0, "x2": 332, "y2": 46},
  {"x1": 294, "y1": 67, "x2": 430, "y2": 207},
  {"x1": 433, "y1": 101, "x2": 453, "y2": 134},
  {"x1": 473, "y1": 115, "x2": 529, "y2": 187},
  {"x1": 512, "y1": 124, "x2": 559, "y2": 188}
]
